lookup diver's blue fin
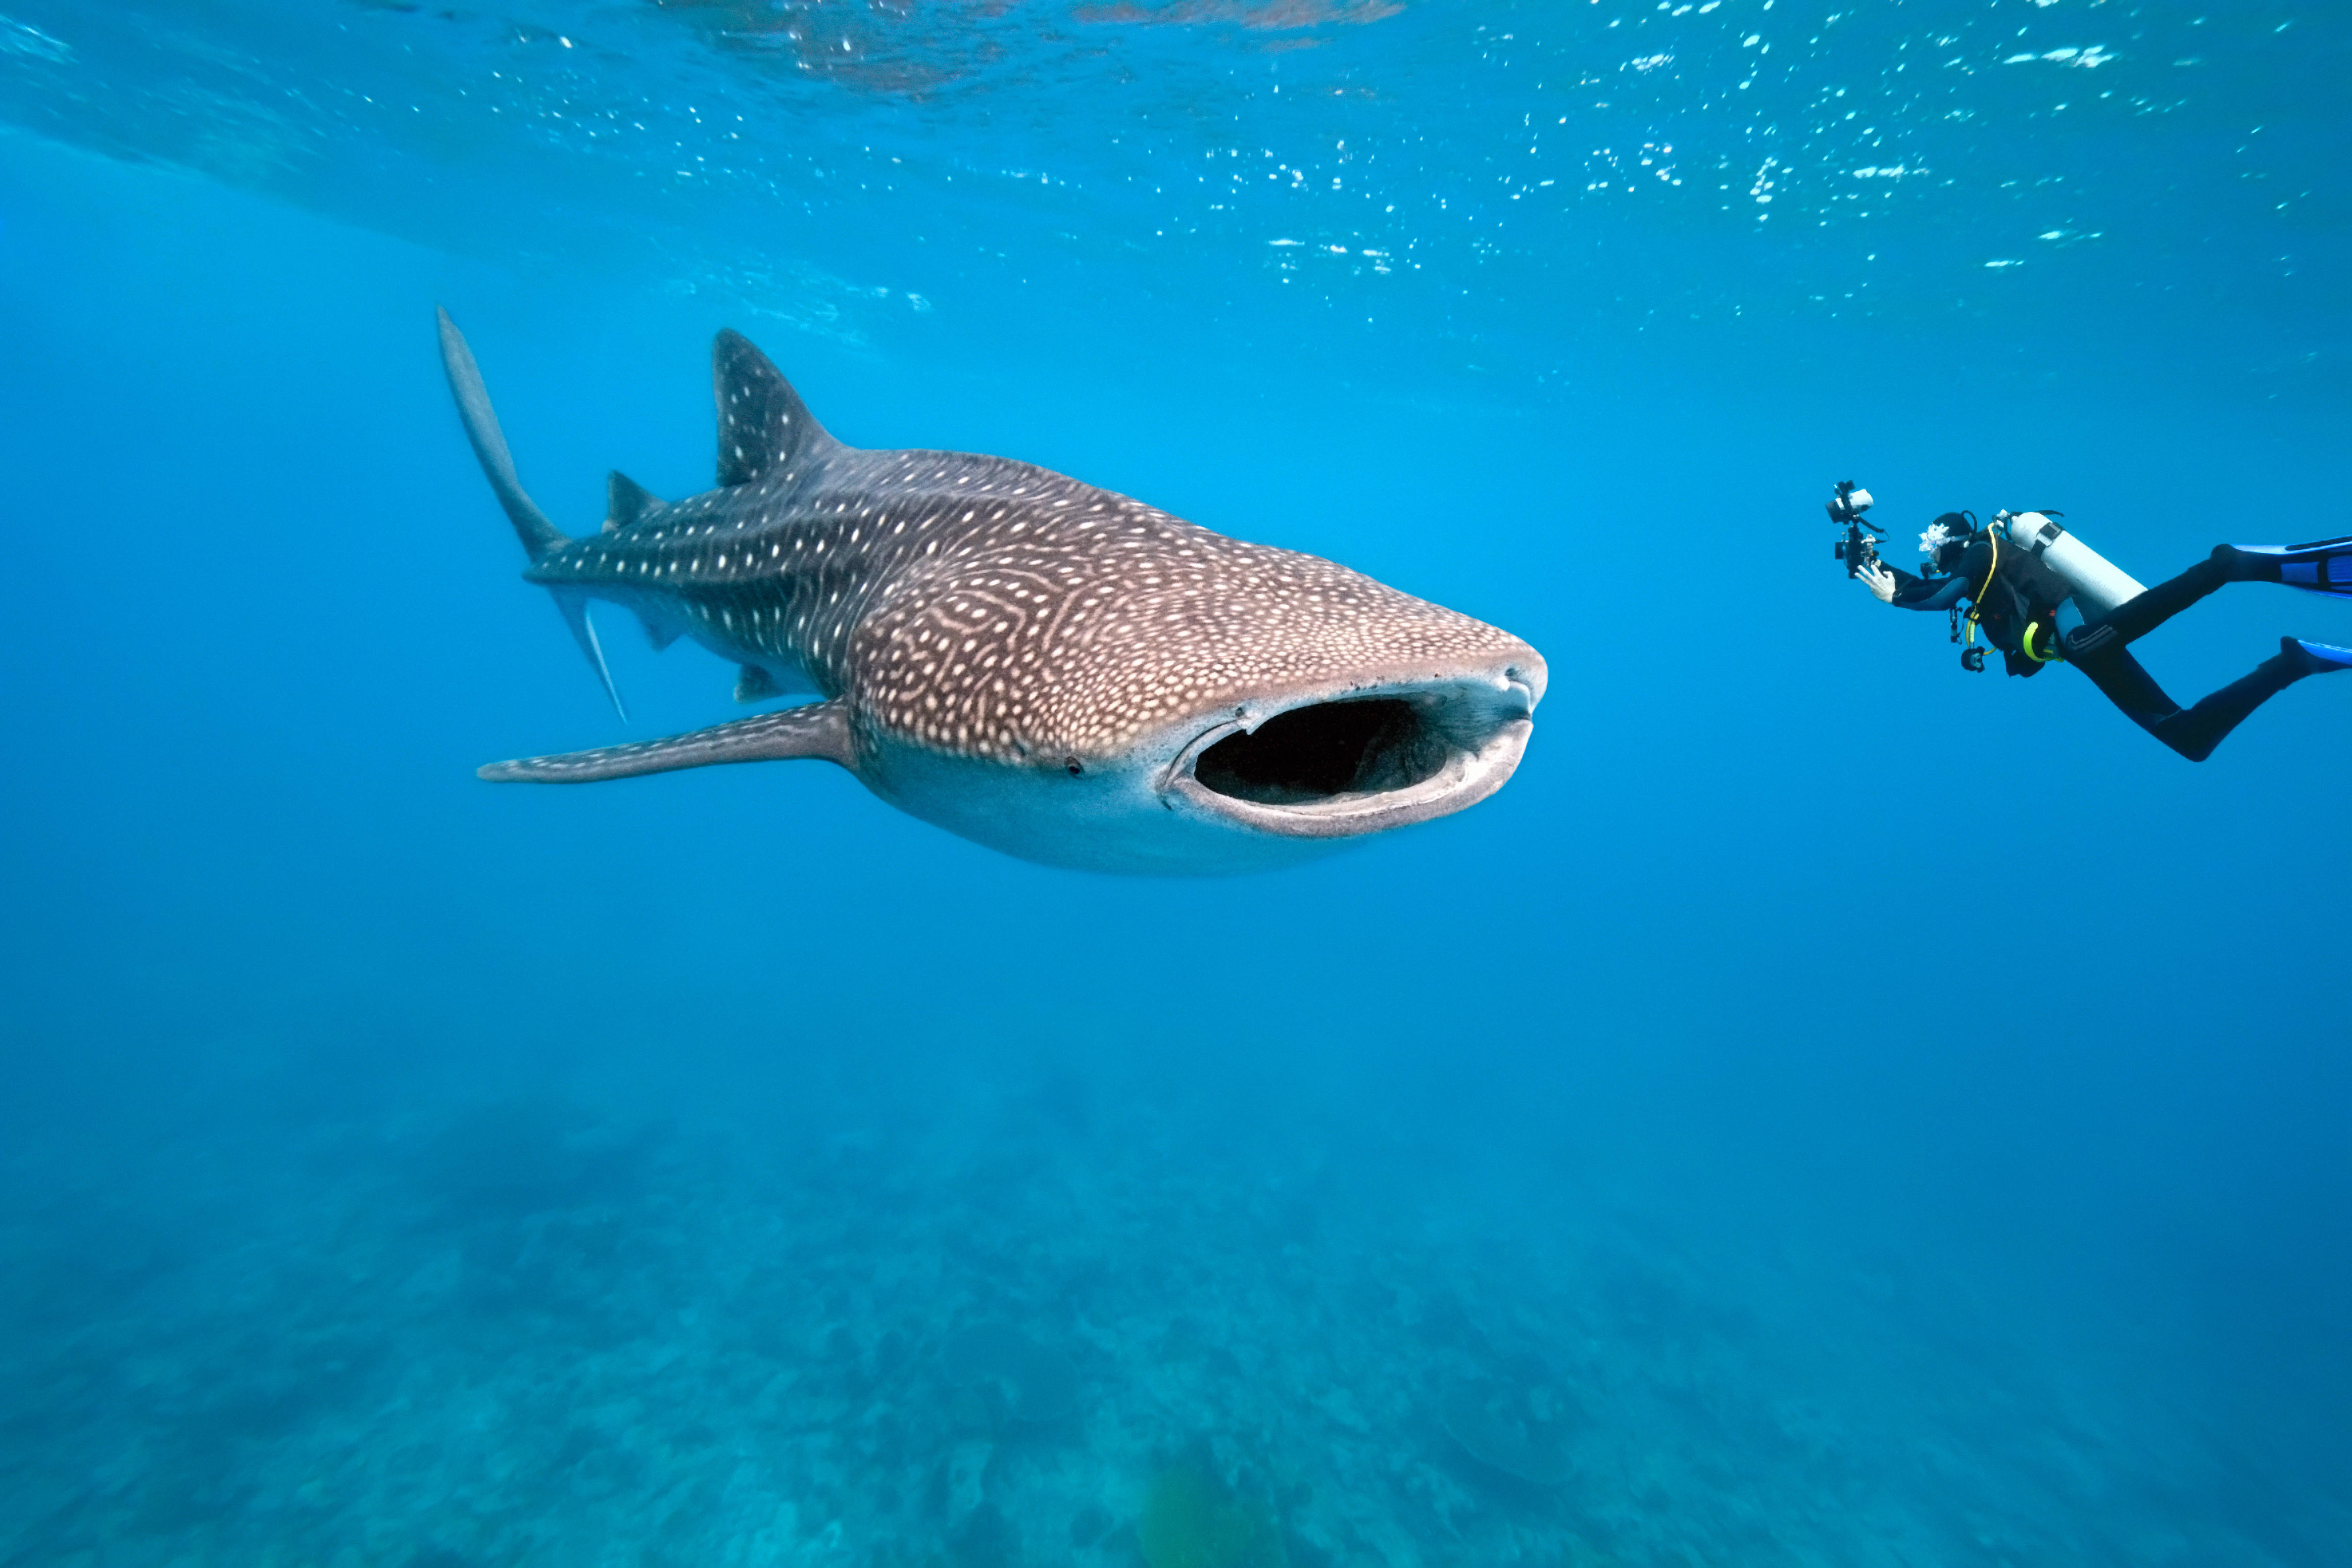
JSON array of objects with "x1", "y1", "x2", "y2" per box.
[
  {"x1": 2287, "y1": 637, "x2": 2352, "y2": 676},
  {"x1": 552, "y1": 593, "x2": 627, "y2": 720},
  {"x1": 2231, "y1": 535, "x2": 2352, "y2": 599}
]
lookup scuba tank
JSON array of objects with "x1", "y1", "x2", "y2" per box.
[{"x1": 2000, "y1": 510, "x2": 2146, "y2": 619}]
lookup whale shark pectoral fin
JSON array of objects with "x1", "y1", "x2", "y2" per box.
[
  {"x1": 478, "y1": 699, "x2": 853, "y2": 784},
  {"x1": 637, "y1": 613, "x2": 681, "y2": 652},
  {"x1": 713, "y1": 329, "x2": 840, "y2": 488}
]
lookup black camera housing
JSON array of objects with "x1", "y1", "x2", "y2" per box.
[{"x1": 1827, "y1": 480, "x2": 1885, "y2": 580}]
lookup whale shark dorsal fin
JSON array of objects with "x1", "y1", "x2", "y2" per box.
[
  {"x1": 605, "y1": 470, "x2": 662, "y2": 533},
  {"x1": 713, "y1": 328, "x2": 838, "y2": 488}
]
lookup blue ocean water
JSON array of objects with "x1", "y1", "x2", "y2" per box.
[{"x1": 1, "y1": 0, "x2": 2347, "y2": 1561}]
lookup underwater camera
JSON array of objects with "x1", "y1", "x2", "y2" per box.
[{"x1": 1827, "y1": 480, "x2": 1883, "y2": 579}]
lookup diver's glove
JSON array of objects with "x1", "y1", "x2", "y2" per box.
[{"x1": 1857, "y1": 561, "x2": 1897, "y2": 604}]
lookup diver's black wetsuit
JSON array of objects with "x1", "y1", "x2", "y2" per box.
[{"x1": 1883, "y1": 536, "x2": 2315, "y2": 762}]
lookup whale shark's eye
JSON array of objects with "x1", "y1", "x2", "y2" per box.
[
  {"x1": 1192, "y1": 698, "x2": 1450, "y2": 806},
  {"x1": 1065, "y1": 756, "x2": 1084, "y2": 776}
]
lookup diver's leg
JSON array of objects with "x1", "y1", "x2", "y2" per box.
[
  {"x1": 2077, "y1": 638, "x2": 2336, "y2": 762},
  {"x1": 2064, "y1": 546, "x2": 2266, "y2": 655},
  {"x1": 2069, "y1": 644, "x2": 2186, "y2": 748}
]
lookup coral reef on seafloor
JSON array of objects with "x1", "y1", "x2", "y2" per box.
[
  {"x1": 1137, "y1": 1463, "x2": 1287, "y2": 1568},
  {"x1": 941, "y1": 1322, "x2": 1081, "y2": 1425},
  {"x1": 0, "y1": 1080, "x2": 2334, "y2": 1567},
  {"x1": 1437, "y1": 1383, "x2": 1573, "y2": 1488}
]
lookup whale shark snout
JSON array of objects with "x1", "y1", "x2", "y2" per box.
[{"x1": 1168, "y1": 662, "x2": 1543, "y2": 839}]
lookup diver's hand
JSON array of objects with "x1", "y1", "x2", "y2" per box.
[{"x1": 1857, "y1": 561, "x2": 1897, "y2": 604}]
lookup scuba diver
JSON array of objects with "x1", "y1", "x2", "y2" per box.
[{"x1": 1828, "y1": 483, "x2": 2352, "y2": 760}]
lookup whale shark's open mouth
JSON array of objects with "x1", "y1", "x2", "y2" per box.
[{"x1": 1164, "y1": 671, "x2": 1539, "y2": 839}]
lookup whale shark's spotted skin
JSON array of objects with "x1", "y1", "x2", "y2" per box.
[
  {"x1": 442, "y1": 312, "x2": 1545, "y2": 873},
  {"x1": 536, "y1": 448, "x2": 1519, "y2": 763}
]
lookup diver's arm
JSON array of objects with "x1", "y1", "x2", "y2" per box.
[
  {"x1": 1857, "y1": 561, "x2": 1967, "y2": 611},
  {"x1": 1890, "y1": 570, "x2": 1967, "y2": 611}
]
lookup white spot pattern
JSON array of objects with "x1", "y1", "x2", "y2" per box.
[{"x1": 528, "y1": 418, "x2": 1530, "y2": 765}]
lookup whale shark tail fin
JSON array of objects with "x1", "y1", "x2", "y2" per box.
[
  {"x1": 551, "y1": 591, "x2": 626, "y2": 722},
  {"x1": 437, "y1": 308, "x2": 567, "y2": 562},
  {"x1": 437, "y1": 308, "x2": 625, "y2": 720},
  {"x1": 713, "y1": 329, "x2": 842, "y2": 488}
]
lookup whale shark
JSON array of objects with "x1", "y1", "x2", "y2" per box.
[{"x1": 441, "y1": 310, "x2": 1546, "y2": 874}]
